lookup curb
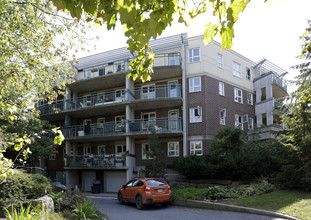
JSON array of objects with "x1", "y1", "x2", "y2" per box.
[{"x1": 172, "y1": 199, "x2": 298, "y2": 220}]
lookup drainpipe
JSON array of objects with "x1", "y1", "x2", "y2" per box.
[{"x1": 181, "y1": 35, "x2": 188, "y2": 157}]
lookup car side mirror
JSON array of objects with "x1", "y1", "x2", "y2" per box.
[{"x1": 122, "y1": 185, "x2": 126, "y2": 188}]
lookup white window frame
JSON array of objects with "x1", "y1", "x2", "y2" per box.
[
  {"x1": 246, "y1": 68, "x2": 251, "y2": 80},
  {"x1": 219, "y1": 82, "x2": 225, "y2": 96},
  {"x1": 142, "y1": 143, "x2": 153, "y2": 160},
  {"x1": 190, "y1": 106, "x2": 202, "y2": 123},
  {"x1": 234, "y1": 88, "x2": 243, "y2": 104},
  {"x1": 217, "y1": 54, "x2": 223, "y2": 68},
  {"x1": 235, "y1": 114, "x2": 244, "y2": 130},
  {"x1": 190, "y1": 141, "x2": 203, "y2": 156},
  {"x1": 115, "y1": 89, "x2": 125, "y2": 102},
  {"x1": 220, "y1": 108, "x2": 226, "y2": 125},
  {"x1": 189, "y1": 77, "x2": 201, "y2": 93},
  {"x1": 98, "y1": 145, "x2": 106, "y2": 156},
  {"x1": 97, "y1": 117, "x2": 105, "y2": 128},
  {"x1": 247, "y1": 93, "x2": 253, "y2": 105},
  {"x1": 115, "y1": 145, "x2": 126, "y2": 155},
  {"x1": 141, "y1": 84, "x2": 155, "y2": 99},
  {"x1": 233, "y1": 61, "x2": 242, "y2": 78},
  {"x1": 83, "y1": 146, "x2": 91, "y2": 156},
  {"x1": 168, "y1": 142, "x2": 179, "y2": 157},
  {"x1": 115, "y1": 115, "x2": 125, "y2": 132},
  {"x1": 189, "y1": 48, "x2": 200, "y2": 63},
  {"x1": 142, "y1": 112, "x2": 156, "y2": 130},
  {"x1": 248, "y1": 117, "x2": 254, "y2": 130}
]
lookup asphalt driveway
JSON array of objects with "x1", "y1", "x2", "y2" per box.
[{"x1": 90, "y1": 196, "x2": 288, "y2": 220}]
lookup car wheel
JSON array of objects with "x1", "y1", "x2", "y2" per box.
[
  {"x1": 135, "y1": 195, "x2": 145, "y2": 210},
  {"x1": 118, "y1": 192, "x2": 124, "y2": 205}
]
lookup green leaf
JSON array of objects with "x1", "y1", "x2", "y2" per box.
[{"x1": 204, "y1": 22, "x2": 218, "y2": 45}]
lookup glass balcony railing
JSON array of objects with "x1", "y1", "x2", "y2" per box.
[
  {"x1": 38, "y1": 84, "x2": 181, "y2": 116},
  {"x1": 129, "y1": 118, "x2": 182, "y2": 133},
  {"x1": 62, "y1": 118, "x2": 182, "y2": 139},
  {"x1": 128, "y1": 84, "x2": 181, "y2": 100},
  {"x1": 272, "y1": 73, "x2": 287, "y2": 92},
  {"x1": 62, "y1": 122, "x2": 126, "y2": 138},
  {"x1": 65, "y1": 154, "x2": 126, "y2": 168},
  {"x1": 74, "y1": 53, "x2": 181, "y2": 82}
]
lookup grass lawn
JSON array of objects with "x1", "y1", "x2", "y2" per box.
[{"x1": 222, "y1": 190, "x2": 311, "y2": 220}]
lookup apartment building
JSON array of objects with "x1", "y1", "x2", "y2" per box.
[{"x1": 39, "y1": 33, "x2": 288, "y2": 192}]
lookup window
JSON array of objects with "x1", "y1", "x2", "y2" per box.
[
  {"x1": 190, "y1": 141, "x2": 203, "y2": 156},
  {"x1": 115, "y1": 90, "x2": 125, "y2": 102},
  {"x1": 142, "y1": 143, "x2": 153, "y2": 159},
  {"x1": 49, "y1": 153, "x2": 56, "y2": 160},
  {"x1": 247, "y1": 93, "x2": 253, "y2": 105},
  {"x1": 235, "y1": 114, "x2": 243, "y2": 130},
  {"x1": 189, "y1": 48, "x2": 200, "y2": 63},
  {"x1": 84, "y1": 69, "x2": 92, "y2": 79},
  {"x1": 234, "y1": 88, "x2": 243, "y2": 103},
  {"x1": 246, "y1": 68, "x2": 251, "y2": 80},
  {"x1": 262, "y1": 113, "x2": 267, "y2": 126},
  {"x1": 217, "y1": 54, "x2": 223, "y2": 68},
  {"x1": 168, "y1": 53, "x2": 178, "y2": 65},
  {"x1": 142, "y1": 112, "x2": 156, "y2": 130},
  {"x1": 115, "y1": 115, "x2": 125, "y2": 132},
  {"x1": 190, "y1": 106, "x2": 202, "y2": 123},
  {"x1": 248, "y1": 118, "x2": 254, "y2": 130},
  {"x1": 219, "y1": 82, "x2": 225, "y2": 96},
  {"x1": 233, "y1": 61, "x2": 242, "y2": 78},
  {"x1": 83, "y1": 147, "x2": 91, "y2": 155},
  {"x1": 115, "y1": 145, "x2": 126, "y2": 155},
  {"x1": 189, "y1": 77, "x2": 201, "y2": 92},
  {"x1": 97, "y1": 117, "x2": 105, "y2": 128},
  {"x1": 220, "y1": 109, "x2": 226, "y2": 125},
  {"x1": 168, "y1": 142, "x2": 179, "y2": 157},
  {"x1": 261, "y1": 87, "x2": 266, "y2": 101},
  {"x1": 98, "y1": 146, "x2": 106, "y2": 156},
  {"x1": 142, "y1": 84, "x2": 155, "y2": 99}
]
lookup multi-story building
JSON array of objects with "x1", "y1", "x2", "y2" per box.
[{"x1": 38, "y1": 33, "x2": 288, "y2": 192}]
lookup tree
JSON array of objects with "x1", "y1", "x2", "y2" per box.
[
  {"x1": 0, "y1": 0, "x2": 91, "y2": 181},
  {"x1": 278, "y1": 20, "x2": 311, "y2": 190},
  {"x1": 51, "y1": 0, "x2": 265, "y2": 82},
  {"x1": 143, "y1": 129, "x2": 166, "y2": 178}
]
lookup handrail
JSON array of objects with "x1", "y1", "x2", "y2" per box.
[{"x1": 65, "y1": 154, "x2": 126, "y2": 168}]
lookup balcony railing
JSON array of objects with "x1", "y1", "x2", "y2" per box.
[
  {"x1": 38, "y1": 84, "x2": 181, "y2": 116},
  {"x1": 74, "y1": 53, "x2": 181, "y2": 82},
  {"x1": 272, "y1": 73, "x2": 287, "y2": 92},
  {"x1": 129, "y1": 118, "x2": 182, "y2": 133},
  {"x1": 128, "y1": 84, "x2": 181, "y2": 100},
  {"x1": 65, "y1": 154, "x2": 126, "y2": 168},
  {"x1": 62, "y1": 118, "x2": 182, "y2": 139},
  {"x1": 62, "y1": 122, "x2": 126, "y2": 138}
]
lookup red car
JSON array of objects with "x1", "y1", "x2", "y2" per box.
[{"x1": 117, "y1": 177, "x2": 172, "y2": 209}]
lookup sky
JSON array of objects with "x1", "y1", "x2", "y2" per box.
[{"x1": 78, "y1": 0, "x2": 311, "y2": 92}]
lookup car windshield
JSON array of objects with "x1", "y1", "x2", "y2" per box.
[{"x1": 146, "y1": 179, "x2": 167, "y2": 186}]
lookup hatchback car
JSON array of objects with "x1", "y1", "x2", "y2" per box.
[{"x1": 117, "y1": 177, "x2": 172, "y2": 209}]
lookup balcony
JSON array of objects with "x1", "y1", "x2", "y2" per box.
[
  {"x1": 63, "y1": 122, "x2": 126, "y2": 139},
  {"x1": 257, "y1": 124, "x2": 285, "y2": 140},
  {"x1": 62, "y1": 117, "x2": 182, "y2": 141},
  {"x1": 68, "y1": 53, "x2": 182, "y2": 93},
  {"x1": 272, "y1": 73, "x2": 288, "y2": 98},
  {"x1": 65, "y1": 154, "x2": 126, "y2": 169},
  {"x1": 38, "y1": 84, "x2": 182, "y2": 118}
]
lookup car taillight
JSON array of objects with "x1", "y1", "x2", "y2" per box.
[
  {"x1": 168, "y1": 185, "x2": 171, "y2": 190},
  {"x1": 144, "y1": 186, "x2": 151, "y2": 191}
]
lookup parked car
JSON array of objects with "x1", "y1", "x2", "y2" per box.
[{"x1": 117, "y1": 177, "x2": 172, "y2": 209}]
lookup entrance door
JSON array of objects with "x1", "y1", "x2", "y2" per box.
[
  {"x1": 168, "y1": 81, "x2": 178, "y2": 97},
  {"x1": 169, "y1": 110, "x2": 179, "y2": 131},
  {"x1": 82, "y1": 171, "x2": 96, "y2": 192}
]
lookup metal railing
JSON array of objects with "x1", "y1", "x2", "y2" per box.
[
  {"x1": 129, "y1": 118, "x2": 182, "y2": 133},
  {"x1": 62, "y1": 118, "x2": 182, "y2": 138},
  {"x1": 73, "y1": 53, "x2": 181, "y2": 82},
  {"x1": 38, "y1": 84, "x2": 181, "y2": 116},
  {"x1": 128, "y1": 84, "x2": 181, "y2": 101},
  {"x1": 62, "y1": 122, "x2": 125, "y2": 138},
  {"x1": 65, "y1": 154, "x2": 126, "y2": 168}
]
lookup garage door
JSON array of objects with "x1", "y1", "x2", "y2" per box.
[{"x1": 105, "y1": 172, "x2": 126, "y2": 192}]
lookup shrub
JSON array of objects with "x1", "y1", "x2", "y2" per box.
[
  {"x1": 51, "y1": 191, "x2": 86, "y2": 212},
  {"x1": 204, "y1": 186, "x2": 227, "y2": 200},
  {"x1": 226, "y1": 181, "x2": 276, "y2": 198},
  {"x1": 74, "y1": 199, "x2": 106, "y2": 220},
  {"x1": 0, "y1": 171, "x2": 51, "y2": 217}
]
